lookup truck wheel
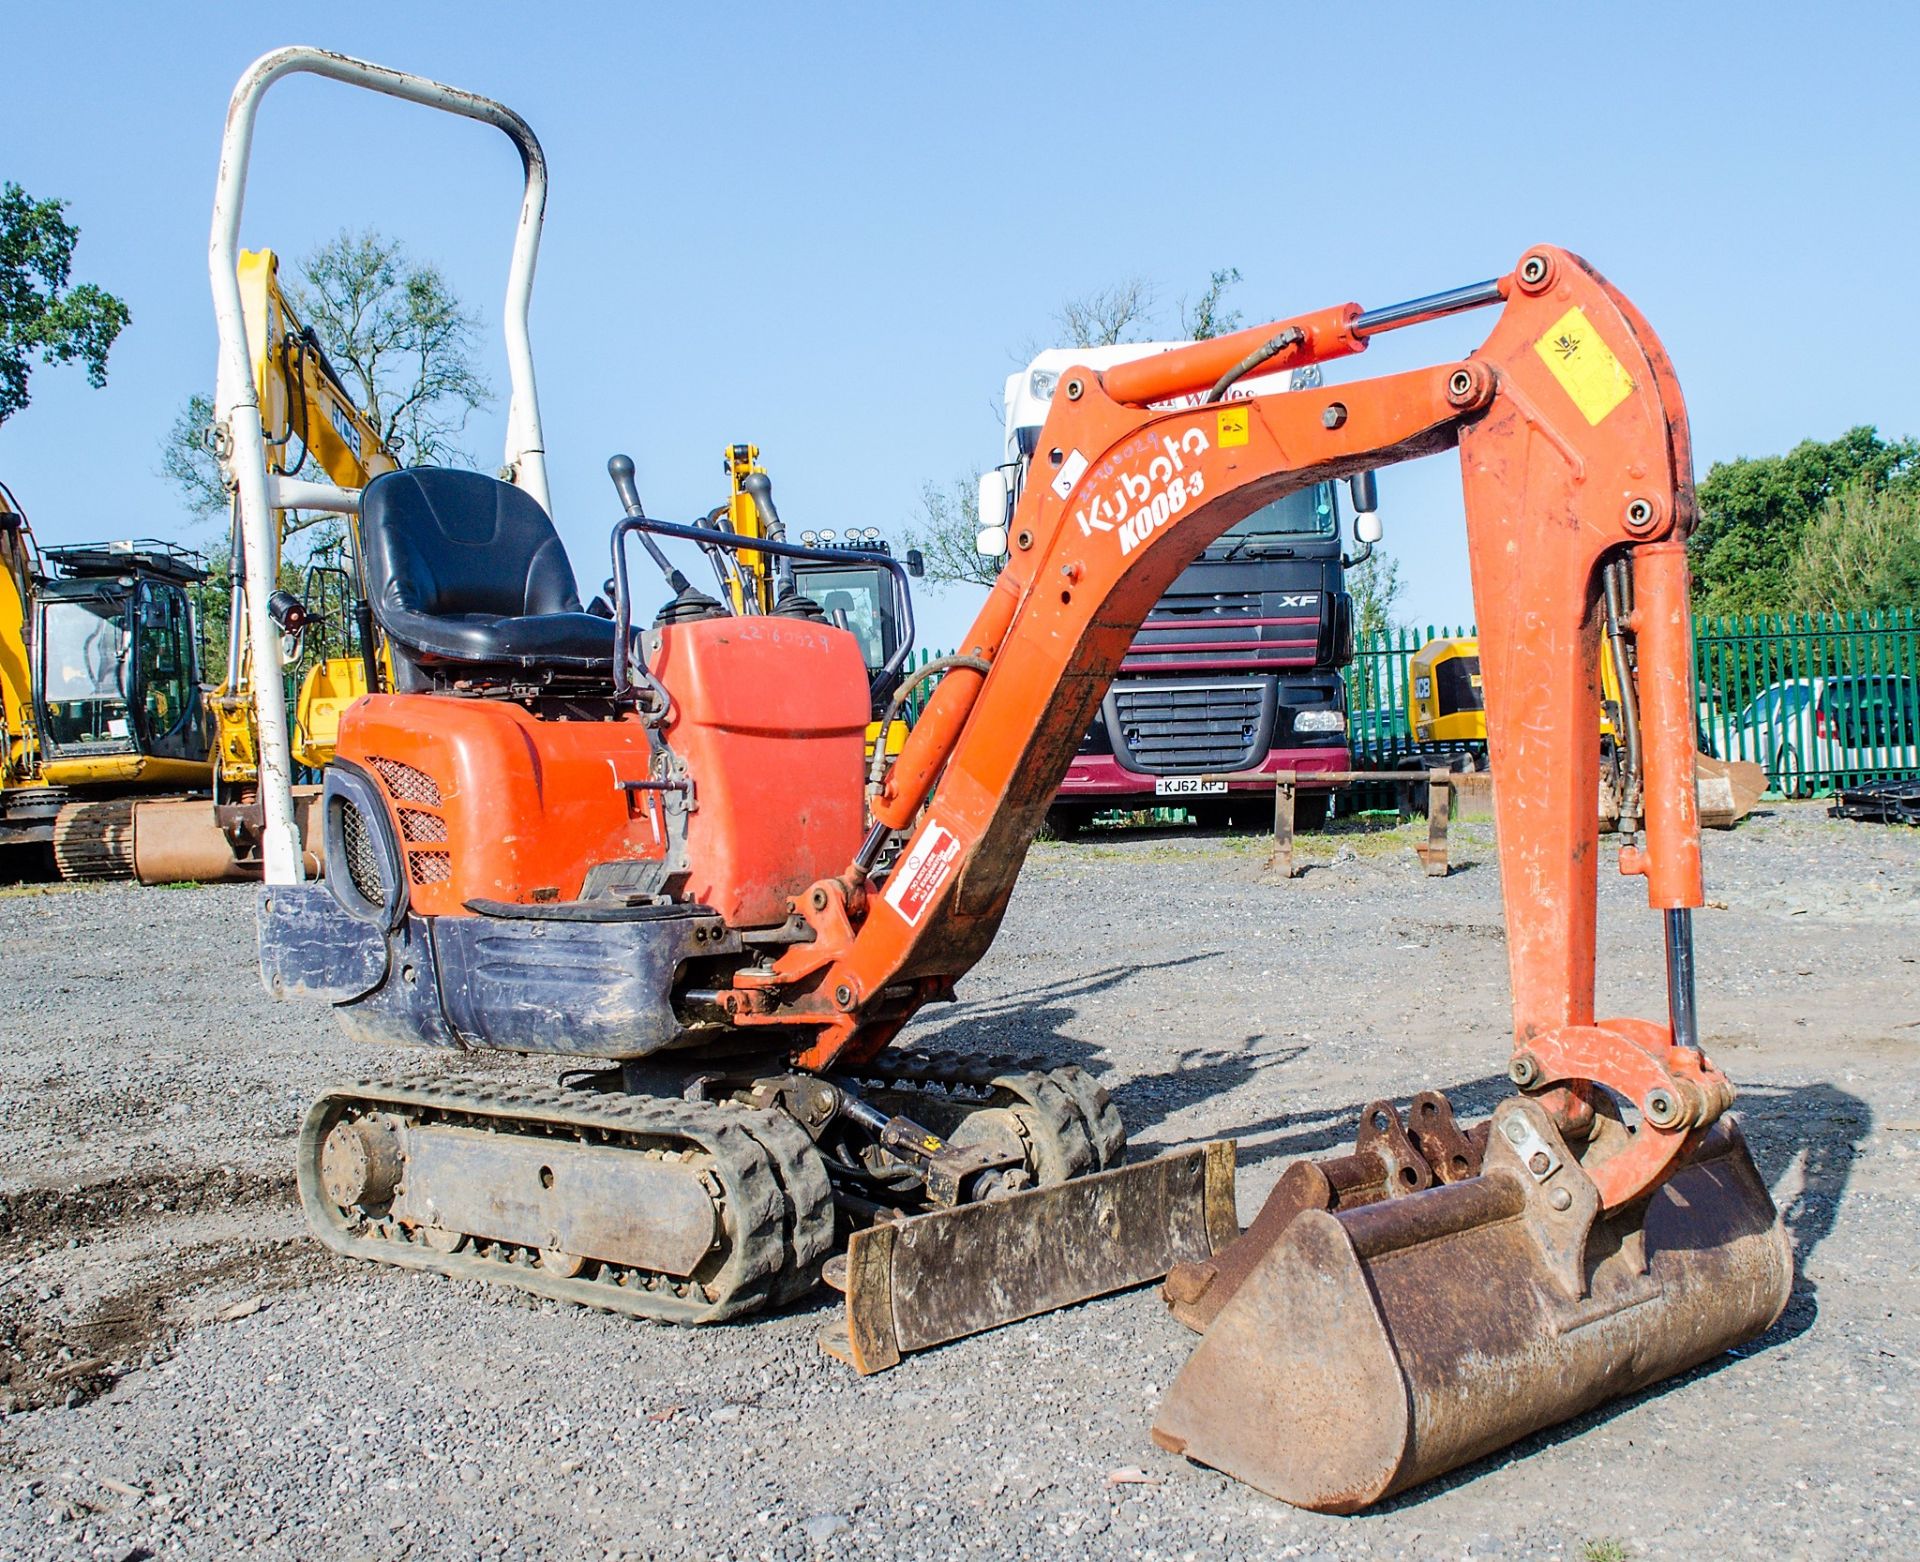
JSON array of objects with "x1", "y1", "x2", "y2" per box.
[
  {"x1": 1223, "y1": 798, "x2": 1269, "y2": 830},
  {"x1": 1293, "y1": 792, "x2": 1331, "y2": 832},
  {"x1": 1044, "y1": 804, "x2": 1089, "y2": 840}
]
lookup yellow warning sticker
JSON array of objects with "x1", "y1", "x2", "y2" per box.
[
  {"x1": 1216, "y1": 406, "x2": 1249, "y2": 447},
  {"x1": 1533, "y1": 306, "x2": 1634, "y2": 426}
]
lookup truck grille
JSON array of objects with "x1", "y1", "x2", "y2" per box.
[
  {"x1": 1125, "y1": 589, "x2": 1321, "y2": 672},
  {"x1": 1109, "y1": 682, "x2": 1269, "y2": 773}
]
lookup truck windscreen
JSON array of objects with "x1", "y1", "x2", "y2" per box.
[{"x1": 1225, "y1": 483, "x2": 1336, "y2": 541}]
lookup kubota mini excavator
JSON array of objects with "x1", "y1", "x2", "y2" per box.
[{"x1": 262, "y1": 232, "x2": 1790, "y2": 1509}]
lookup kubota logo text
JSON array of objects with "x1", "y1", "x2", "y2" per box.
[{"x1": 1074, "y1": 427, "x2": 1211, "y2": 557}]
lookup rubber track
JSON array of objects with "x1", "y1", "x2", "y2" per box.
[{"x1": 299, "y1": 1068, "x2": 832, "y2": 1324}]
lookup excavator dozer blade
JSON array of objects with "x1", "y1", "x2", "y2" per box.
[
  {"x1": 823, "y1": 1141, "x2": 1237, "y2": 1374},
  {"x1": 1152, "y1": 1099, "x2": 1790, "y2": 1513}
]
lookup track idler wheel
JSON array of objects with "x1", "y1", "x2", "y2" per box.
[{"x1": 1152, "y1": 1094, "x2": 1792, "y2": 1512}]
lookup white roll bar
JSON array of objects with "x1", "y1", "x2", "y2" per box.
[{"x1": 209, "y1": 44, "x2": 550, "y2": 885}]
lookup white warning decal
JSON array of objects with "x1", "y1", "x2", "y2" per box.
[
  {"x1": 1050, "y1": 448, "x2": 1089, "y2": 501},
  {"x1": 883, "y1": 820, "x2": 964, "y2": 927}
]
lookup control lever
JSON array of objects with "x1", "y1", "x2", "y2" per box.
[{"x1": 607, "y1": 454, "x2": 693, "y2": 596}]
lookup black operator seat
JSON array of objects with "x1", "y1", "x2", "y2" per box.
[{"x1": 359, "y1": 467, "x2": 618, "y2": 691}]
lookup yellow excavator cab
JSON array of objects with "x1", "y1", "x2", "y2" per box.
[
  {"x1": 1410, "y1": 634, "x2": 1627, "y2": 744},
  {"x1": 1407, "y1": 637, "x2": 1487, "y2": 744}
]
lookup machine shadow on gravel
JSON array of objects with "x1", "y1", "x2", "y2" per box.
[
  {"x1": 896, "y1": 954, "x2": 1222, "y2": 1078},
  {"x1": 0, "y1": 1166, "x2": 330, "y2": 1413}
]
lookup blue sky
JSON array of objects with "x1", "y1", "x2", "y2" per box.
[{"x1": 5, "y1": 3, "x2": 1916, "y2": 649}]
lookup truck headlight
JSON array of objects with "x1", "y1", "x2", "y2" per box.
[{"x1": 1294, "y1": 709, "x2": 1347, "y2": 734}]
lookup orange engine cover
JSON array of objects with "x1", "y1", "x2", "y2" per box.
[
  {"x1": 334, "y1": 615, "x2": 870, "y2": 927},
  {"x1": 652, "y1": 614, "x2": 870, "y2": 926}
]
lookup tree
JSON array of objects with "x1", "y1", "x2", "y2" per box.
[
  {"x1": 1348, "y1": 549, "x2": 1404, "y2": 639},
  {"x1": 911, "y1": 267, "x2": 1246, "y2": 587},
  {"x1": 0, "y1": 182, "x2": 130, "y2": 425},
  {"x1": 1053, "y1": 277, "x2": 1157, "y2": 349},
  {"x1": 290, "y1": 230, "x2": 491, "y2": 465},
  {"x1": 162, "y1": 228, "x2": 492, "y2": 519},
  {"x1": 1689, "y1": 426, "x2": 1920, "y2": 612},
  {"x1": 160, "y1": 393, "x2": 228, "y2": 518},
  {"x1": 901, "y1": 476, "x2": 1000, "y2": 589},
  {"x1": 1180, "y1": 266, "x2": 1244, "y2": 342},
  {"x1": 1790, "y1": 479, "x2": 1920, "y2": 611}
]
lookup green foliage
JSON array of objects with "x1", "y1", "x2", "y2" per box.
[
  {"x1": 0, "y1": 182, "x2": 130, "y2": 425},
  {"x1": 160, "y1": 393, "x2": 227, "y2": 519},
  {"x1": 1791, "y1": 479, "x2": 1920, "y2": 611},
  {"x1": 902, "y1": 476, "x2": 1000, "y2": 588},
  {"x1": 1690, "y1": 426, "x2": 1920, "y2": 611},
  {"x1": 1348, "y1": 548, "x2": 1403, "y2": 638},
  {"x1": 290, "y1": 229, "x2": 491, "y2": 464},
  {"x1": 189, "y1": 521, "x2": 359, "y2": 684},
  {"x1": 160, "y1": 229, "x2": 492, "y2": 522},
  {"x1": 1181, "y1": 267, "x2": 1244, "y2": 341}
]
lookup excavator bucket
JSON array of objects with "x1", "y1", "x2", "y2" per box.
[
  {"x1": 1152, "y1": 1096, "x2": 1791, "y2": 1512},
  {"x1": 824, "y1": 1141, "x2": 1238, "y2": 1373},
  {"x1": 1695, "y1": 754, "x2": 1766, "y2": 829}
]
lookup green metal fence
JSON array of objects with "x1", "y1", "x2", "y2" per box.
[
  {"x1": 1341, "y1": 622, "x2": 1475, "y2": 769},
  {"x1": 1343, "y1": 610, "x2": 1920, "y2": 797}
]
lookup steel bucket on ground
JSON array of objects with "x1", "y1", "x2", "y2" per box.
[{"x1": 1152, "y1": 1096, "x2": 1791, "y2": 1513}]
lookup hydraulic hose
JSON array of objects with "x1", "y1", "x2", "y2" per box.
[
  {"x1": 1203, "y1": 326, "x2": 1304, "y2": 404},
  {"x1": 853, "y1": 651, "x2": 993, "y2": 878},
  {"x1": 865, "y1": 652, "x2": 993, "y2": 796}
]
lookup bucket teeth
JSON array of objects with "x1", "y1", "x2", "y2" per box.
[{"x1": 1165, "y1": 1096, "x2": 1448, "y2": 1334}]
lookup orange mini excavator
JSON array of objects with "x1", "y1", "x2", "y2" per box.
[{"x1": 262, "y1": 246, "x2": 1789, "y2": 1510}]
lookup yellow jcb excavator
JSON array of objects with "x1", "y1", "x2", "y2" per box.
[
  {"x1": 1407, "y1": 633, "x2": 1765, "y2": 828},
  {"x1": 0, "y1": 482, "x2": 215, "y2": 871},
  {"x1": 0, "y1": 248, "x2": 396, "y2": 882}
]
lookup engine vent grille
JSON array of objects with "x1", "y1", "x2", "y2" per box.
[
  {"x1": 397, "y1": 808, "x2": 448, "y2": 843},
  {"x1": 408, "y1": 850, "x2": 453, "y2": 885},
  {"x1": 367, "y1": 756, "x2": 443, "y2": 806},
  {"x1": 339, "y1": 799, "x2": 386, "y2": 905}
]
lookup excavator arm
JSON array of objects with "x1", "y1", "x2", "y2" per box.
[
  {"x1": 778, "y1": 247, "x2": 1787, "y2": 1505},
  {"x1": 752, "y1": 246, "x2": 1722, "y2": 1215}
]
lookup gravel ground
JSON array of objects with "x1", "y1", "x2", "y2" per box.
[{"x1": 1, "y1": 801, "x2": 1916, "y2": 1560}]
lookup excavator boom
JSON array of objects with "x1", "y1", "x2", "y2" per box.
[
  {"x1": 740, "y1": 247, "x2": 1787, "y2": 1500},
  {"x1": 751, "y1": 248, "x2": 1728, "y2": 1207}
]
